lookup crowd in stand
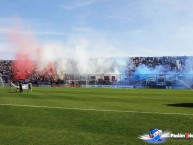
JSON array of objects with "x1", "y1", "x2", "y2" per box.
[
  {"x1": 127, "y1": 56, "x2": 193, "y2": 75},
  {"x1": 0, "y1": 60, "x2": 12, "y2": 82},
  {"x1": 1, "y1": 56, "x2": 193, "y2": 84},
  {"x1": 28, "y1": 69, "x2": 55, "y2": 84}
]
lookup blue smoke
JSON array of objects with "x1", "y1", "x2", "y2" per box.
[{"x1": 131, "y1": 57, "x2": 193, "y2": 83}]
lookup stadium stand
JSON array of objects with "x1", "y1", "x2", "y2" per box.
[
  {"x1": 0, "y1": 60, "x2": 12, "y2": 83},
  {"x1": 127, "y1": 56, "x2": 188, "y2": 74},
  {"x1": 126, "y1": 56, "x2": 193, "y2": 88},
  {"x1": 0, "y1": 56, "x2": 193, "y2": 88}
]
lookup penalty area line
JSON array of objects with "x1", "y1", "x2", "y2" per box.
[{"x1": 0, "y1": 104, "x2": 193, "y2": 116}]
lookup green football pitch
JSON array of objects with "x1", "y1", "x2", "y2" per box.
[{"x1": 0, "y1": 87, "x2": 193, "y2": 145}]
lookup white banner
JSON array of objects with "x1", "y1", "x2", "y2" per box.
[
  {"x1": 11, "y1": 82, "x2": 29, "y2": 89},
  {"x1": 22, "y1": 84, "x2": 29, "y2": 89}
]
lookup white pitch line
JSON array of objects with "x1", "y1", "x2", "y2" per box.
[{"x1": 0, "y1": 104, "x2": 193, "y2": 116}]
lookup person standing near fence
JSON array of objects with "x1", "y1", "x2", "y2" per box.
[
  {"x1": 28, "y1": 82, "x2": 32, "y2": 92},
  {"x1": 10, "y1": 81, "x2": 13, "y2": 92},
  {"x1": 19, "y1": 82, "x2": 23, "y2": 93}
]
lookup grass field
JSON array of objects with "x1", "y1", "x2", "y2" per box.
[{"x1": 0, "y1": 87, "x2": 193, "y2": 145}]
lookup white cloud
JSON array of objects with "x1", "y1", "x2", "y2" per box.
[
  {"x1": 0, "y1": 41, "x2": 16, "y2": 59},
  {"x1": 60, "y1": 0, "x2": 96, "y2": 9},
  {"x1": 108, "y1": 15, "x2": 131, "y2": 21}
]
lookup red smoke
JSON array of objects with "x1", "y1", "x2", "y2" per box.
[
  {"x1": 8, "y1": 27, "x2": 56, "y2": 80},
  {"x1": 12, "y1": 53, "x2": 35, "y2": 80},
  {"x1": 48, "y1": 63, "x2": 55, "y2": 77}
]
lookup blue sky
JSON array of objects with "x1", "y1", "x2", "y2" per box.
[{"x1": 1, "y1": 0, "x2": 193, "y2": 59}]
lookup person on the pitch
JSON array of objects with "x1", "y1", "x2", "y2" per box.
[
  {"x1": 10, "y1": 81, "x2": 13, "y2": 92},
  {"x1": 19, "y1": 82, "x2": 23, "y2": 93},
  {"x1": 28, "y1": 82, "x2": 32, "y2": 92},
  {"x1": 16, "y1": 83, "x2": 19, "y2": 92}
]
